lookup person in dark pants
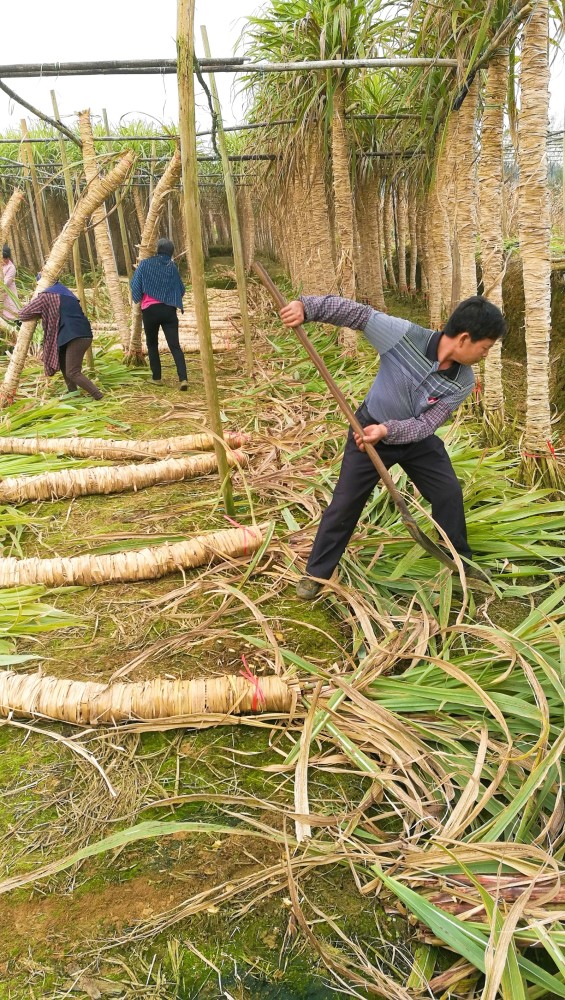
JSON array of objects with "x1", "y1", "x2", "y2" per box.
[
  {"x1": 130, "y1": 238, "x2": 188, "y2": 390},
  {"x1": 279, "y1": 294, "x2": 506, "y2": 597},
  {"x1": 19, "y1": 280, "x2": 103, "y2": 399}
]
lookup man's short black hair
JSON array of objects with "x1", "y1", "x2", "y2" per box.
[
  {"x1": 443, "y1": 295, "x2": 506, "y2": 342},
  {"x1": 157, "y1": 238, "x2": 174, "y2": 257}
]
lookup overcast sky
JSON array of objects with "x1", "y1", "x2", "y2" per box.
[{"x1": 1, "y1": 1, "x2": 563, "y2": 136}]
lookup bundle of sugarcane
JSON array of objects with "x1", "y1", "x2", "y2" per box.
[
  {"x1": 0, "y1": 523, "x2": 264, "y2": 587},
  {"x1": 0, "y1": 431, "x2": 250, "y2": 460},
  {"x1": 0, "y1": 449, "x2": 245, "y2": 503},
  {"x1": 0, "y1": 668, "x2": 293, "y2": 725}
]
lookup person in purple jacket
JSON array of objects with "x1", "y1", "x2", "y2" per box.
[{"x1": 280, "y1": 294, "x2": 506, "y2": 597}]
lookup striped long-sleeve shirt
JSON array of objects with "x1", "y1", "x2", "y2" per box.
[
  {"x1": 19, "y1": 293, "x2": 62, "y2": 376},
  {"x1": 131, "y1": 254, "x2": 185, "y2": 312},
  {"x1": 300, "y1": 296, "x2": 475, "y2": 445}
]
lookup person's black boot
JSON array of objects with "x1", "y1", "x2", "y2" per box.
[{"x1": 295, "y1": 576, "x2": 323, "y2": 599}]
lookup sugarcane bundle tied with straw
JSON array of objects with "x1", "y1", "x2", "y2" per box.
[{"x1": 0, "y1": 669, "x2": 294, "y2": 725}]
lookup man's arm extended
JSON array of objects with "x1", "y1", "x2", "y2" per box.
[{"x1": 281, "y1": 295, "x2": 410, "y2": 356}]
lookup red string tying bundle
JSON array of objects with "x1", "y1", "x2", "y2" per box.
[
  {"x1": 223, "y1": 514, "x2": 252, "y2": 555},
  {"x1": 240, "y1": 654, "x2": 266, "y2": 711},
  {"x1": 522, "y1": 440, "x2": 557, "y2": 460}
]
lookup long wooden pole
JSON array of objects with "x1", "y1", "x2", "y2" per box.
[
  {"x1": 177, "y1": 0, "x2": 234, "y2": 516},
  {"x1": 20, "y1": 119, "x2": 50, "y2": 260},
  {"x1": 201, "y1": 25, "x2": 254, "y2": 376},
  {"x1": 102, "y1": 108, "x2": 133, "y2": 281}
]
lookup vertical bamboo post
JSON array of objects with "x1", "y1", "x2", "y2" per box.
[
  {"x1": 149, "y1": 141, "x2": 157, "y2": 201},
  {"x1": 102, "y1": 109, "x2": 133, "y2": 281},
  {"x1": 19, "y1": 140, "x2": 43, "y2": 270},
  {"x1": 168, "y1": 194, "x2": 173, "y2": 240},
  {"x1": 20, "y1": 120, "x2": 51, "y2": 261},
  {"x1": 177, "y1": 0, "x2": 234, "y2": 515},
  {"x1": 201, "y1": 26, "x2": 253, "y2": 376}
]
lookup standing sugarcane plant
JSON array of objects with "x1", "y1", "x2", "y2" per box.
[
  {"x1": 478, "y1": 50, "x2": 509, "y2": 426},
  {"x1": 0, "y1": 189, "x2": 25, "y2": 246},
  {"x1": 516, "y1": 0, "x2": 556, "y2": 481},
  {"x1": 79, "y1": 111, "x2": 131, "y2": 349},
  {"x1": 126, "y1": 147, "x2": 182, "y2": 364},
  {"x1": 0, "y1": 149, "x2": 135, "y2": 407},
  {"x1": 177, "y1": 0, "x2": 235, "y2": 515}
]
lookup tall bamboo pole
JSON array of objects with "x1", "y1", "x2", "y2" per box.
[
  {"x1": 102, "y1": 108, "x2": 133, "y2": 281},
  {"x1": 149, "y1": 140, "x2": 157, "y2": 201},
  {"x1": 201, "y1": 25, "x2": 253, "y2": 376},
  {"x1": 20, "y1": 119, "x2": 50, "y2": 260},
  {"x1": 177, "y1": 0, "x2": 234, "y2": 515},
  {"x1": 21, "y1": 161, "x2": 43, "y2": 269}
]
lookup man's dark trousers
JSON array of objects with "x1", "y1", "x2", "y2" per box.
[
  {"x1": 306, "y1": 403, "x2": 472, "y2": 579},
  {"x1": 142, "y1": 303, "x2": 188, "y2": 381}
]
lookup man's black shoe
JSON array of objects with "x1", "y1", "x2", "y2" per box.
[{"x1": 295, "y1": 576, "x2": 323, "y2": 599}]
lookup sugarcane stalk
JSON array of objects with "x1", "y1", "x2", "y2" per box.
[
  {"x1": 177, "y1": 0, "x2": 234, "y2": 515},
  {"x1": 201, "y1": 25, "x2": 254, "y2": 376}
]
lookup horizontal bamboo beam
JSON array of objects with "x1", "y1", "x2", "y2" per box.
[
  {"x1": 0, "y1": 116, "x2": 429, "y2": 143},
  {"x1": 0, "y1": 56, "x2": 459, "y2": 78}
]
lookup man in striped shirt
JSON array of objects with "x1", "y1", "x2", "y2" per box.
[{"x1": 279, "y1": 294, "x2": 506, "y2": 597}]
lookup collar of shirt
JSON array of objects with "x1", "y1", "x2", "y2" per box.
[{"x1": 426, "y1": 329, "x2": 460, "y2": 380}]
